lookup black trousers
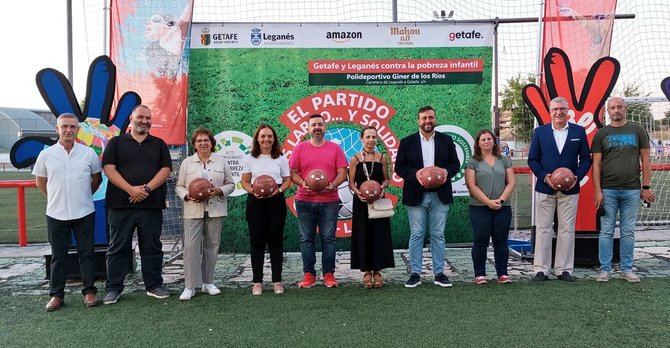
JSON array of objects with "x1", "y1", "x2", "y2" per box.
[
  {"x1": 106, "y1": 208, "x2": 164, "y2": 292},
  {"x1": 46, "y1": 213, "x2": 97, "y2": 298},
  {"x1": 246, "y1": 193, "x2": 286, "y2": 283},
  {"x1": 469, "y1": 205, "x2": 511, "y2": 277}
]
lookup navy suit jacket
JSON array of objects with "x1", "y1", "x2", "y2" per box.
[
  {"x1": 395, "y1": 131, "x2": 461, "y2": 206},
  {"x1": 527, "y1": 123, "x2": 592, "y2": 195}
]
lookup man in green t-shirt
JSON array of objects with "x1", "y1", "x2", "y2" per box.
[{"x1": 592, "y1": 97, "x2": 656, "y2": 283}]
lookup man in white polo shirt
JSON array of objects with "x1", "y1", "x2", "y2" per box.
[{"x1": 33, "y1": 113, "x2": 102, "y2": 311}]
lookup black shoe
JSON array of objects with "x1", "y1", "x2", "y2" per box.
[
  {"x1": 404, "y1": 273, "x2": 421, "y2": 288},
  {"x1": 103, "y1": 290, "x2": 121, "y2": 305},
  {"x1": 533, "y1": 272, "x2": 548, "y2": 281},
  {"x1": 557, "y1": 271, "x2": 576, "y2": 282},
  {"x1": 146, "y1": 285, "x2": 170, "y2": 299},
  {"x1": 433, "y1": 273, "x2": 453, "y2": 288}
]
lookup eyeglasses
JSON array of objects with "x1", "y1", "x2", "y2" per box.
[{"x1": 550, "y1": 107, "x2": 568, "y2": 112}]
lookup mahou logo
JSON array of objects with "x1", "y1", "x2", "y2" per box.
[{"x1": 280, "y1": 90, "x2": 401, "y2": 237}]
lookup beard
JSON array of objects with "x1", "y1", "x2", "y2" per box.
[
  {"x1": 134, "y1": 124, "x2": 150, "y2": 134},
  {"x1": 420, "y1": 123, "x2": 434, "y2": 133}
]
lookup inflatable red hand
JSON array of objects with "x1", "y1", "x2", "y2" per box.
[{"x1": 522, "y1": 47, "x2": 620, "y2": 134}]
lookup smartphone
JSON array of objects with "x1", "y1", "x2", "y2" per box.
[{"x1": 641, "y1": 199, "x2": 651, "y2": 208}]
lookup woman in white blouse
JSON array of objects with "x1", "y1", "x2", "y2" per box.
[
  {"x1": 241, "y1": 124, "x2": 291, "y2": 295},
  {"x1": 175, "y1": 128, "x2": 234, "y2": 300}
]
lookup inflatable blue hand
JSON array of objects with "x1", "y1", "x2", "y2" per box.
[
  {"x1": 662, "y1": 77, "x2": 670, "y2": 102},
  {"x1": 9, "y1": 55, "x2": 141, "y2": 245}
]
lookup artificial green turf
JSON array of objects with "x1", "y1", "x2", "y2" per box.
[{"x1": 2, "y1": 279, "x2": 669, "y2": 347}]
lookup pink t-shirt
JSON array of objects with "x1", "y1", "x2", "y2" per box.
[{"x1": 290, "y1": 140, "x2": 348, "y2": 202}]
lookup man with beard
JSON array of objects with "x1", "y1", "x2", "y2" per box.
[
  {"x1": 592, "y1": 97, "x2": 654, "y2": 283},
  {"x1": 102, "y1": 105, "x2": 172, "y2": 304},
  {"x1": 395, "y1": 106, "x2": 461, "y2": 288},
  {"x1": 290, "y1": 114, "x2": 348, "y2": 288}
]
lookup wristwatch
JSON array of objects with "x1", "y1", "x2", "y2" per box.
[
  {"x1": 642, "y1": 185, "x2": 651, "y2": 190},
  {"x1": 143, "y1": 184, "x2": 152, "y2": 193}
]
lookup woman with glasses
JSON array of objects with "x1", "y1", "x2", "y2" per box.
[
  {"x1": 348, "y1": 126, "x2": 395, "y2": 288},
  {"x1": 175, "y1": 128, "x2": 235, "y2": 300}
]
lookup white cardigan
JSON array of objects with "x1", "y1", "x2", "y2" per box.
[{"x1": 175, "y1": 153, "x2": 235, "y2": 218}]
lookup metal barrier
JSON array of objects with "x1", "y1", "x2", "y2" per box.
[{"x1": 0, "y1": 180, "x2": 37, "y2": 246}]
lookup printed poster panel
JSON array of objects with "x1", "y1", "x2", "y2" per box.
[{"x1": 189, "y1": 22, "x2": 493, "y2": 251}]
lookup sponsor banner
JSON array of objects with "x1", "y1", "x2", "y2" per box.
[
  {"x1": 188, "y1": 23, "x2": 493, "y2": 250},
  {"x1": 191, "y1": 23, "x2": 494, "y2": 49},
  {"x1": 538, "y1": 1, "x2": 617, "y2": 232},
  {"x1": 110, "y1": 0, "x2": 193, "y2": 145}
]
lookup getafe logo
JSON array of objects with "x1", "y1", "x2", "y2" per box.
[
  {"x1": 448, "y1": 30, "x2": 483, "y2": 41},
  {"x1": 251, "y1": 28, "x2": 262, "y2": 46},
  {"x1": 326, "y1": 31, "x2": 363, "y2": 43},
  {"x1": 200, "y1": 27, "x2": 210, "y2": 46},
  {"x1": 390, "y1": 27, "x2": 421, "y2": 45}
]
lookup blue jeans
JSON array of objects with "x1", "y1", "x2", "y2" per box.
[
  {"x1": 599, "y1": 189, "x2": 640, "y2": 272},
  {"x1": 296, "y1": 201, "x2": 339, "y2": 275},
  {"x1": 406, "y1": 192, "x2": 450, "y2": 275}
]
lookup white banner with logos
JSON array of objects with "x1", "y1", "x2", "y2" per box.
[{"x1": 191, "y1": 22, "x2": 494, "y2": 49}]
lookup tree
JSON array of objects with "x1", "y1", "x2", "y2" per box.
[
  {"x1": 617, "y1": 83, "x2": 653, "y2": 130},
  {"x1": 501, "y1": 74, "x2": 536, "y2": 143}
]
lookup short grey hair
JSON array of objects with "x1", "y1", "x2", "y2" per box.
[
  {"x1": 550, "y1": 96, "x2": 569, "y2": 106},
  {"x1": 57, "y1": 113, "x2": 79, "y2": 121}
]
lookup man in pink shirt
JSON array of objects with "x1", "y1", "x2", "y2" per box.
[{"x1": 290, "y1": 114, "x2": 348, "y2": 288}]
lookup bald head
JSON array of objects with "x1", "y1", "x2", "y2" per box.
[{"x1": 607, "y1": 97, "x2": 627, "y2": 123}]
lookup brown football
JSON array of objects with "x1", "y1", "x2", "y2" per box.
[
  {"x1": 253, "y1": 175, "x2": 278, "y2": 198},
  {"x1": 188, "y1": 178, "x2": 214, "y2": 201},
  {"x1": 359, "y1": 180, "x2": 383, "y2": 202},
  {"x1": 304, "y1": 169, "x2": 329, "y2": 192},
  {"x1": 420, "y1": 166, "x2": 447, "y2": 189},
  {"x1": 550, "y1": 167, "x2": 576, "y2": 190}
]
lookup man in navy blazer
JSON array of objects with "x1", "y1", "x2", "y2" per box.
[
  {"x1": 528, "y1": 96, "x2": 592, "y2": 282},
  {"x1": 395, "y1": 106, "x2": 461, "y2": 288}
]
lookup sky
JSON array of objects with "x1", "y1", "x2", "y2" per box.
[{"x1": 0, "y1": 0, "x2": 667, "y2": 113}]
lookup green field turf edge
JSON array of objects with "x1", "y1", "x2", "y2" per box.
[{"x1": 1, "y1": 279, "x2": 669, "y2": 347}]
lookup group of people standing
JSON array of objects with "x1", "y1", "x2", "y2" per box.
[{"x1": 34, "y1": 96, "x2": 654, "y2": 310}]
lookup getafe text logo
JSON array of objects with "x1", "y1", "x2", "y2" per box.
[
  {"x1": 390, "y1": 27, "x2": 421, "y2": 45},
  {"x1": 326, "y1": 31, "x2": 363, "y2": 43},
  {"x1": 200, "y1": 27, "x2": 210, "y2": 46},
  {"x1": 448, "y1": 30, "x2": 483, "y2": 41},
  {"x1": 251, "y1": 28, "x2": 262, "y2": 45},
  {"x1": 212, "y1": 33, "x2": 238, "y2": 44}
]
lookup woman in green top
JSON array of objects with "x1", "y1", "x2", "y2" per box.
[{"x1": 464, "y1": 129, "x2": 516, "y2": 285}]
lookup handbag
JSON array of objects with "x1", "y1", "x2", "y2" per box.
[
  {"x1": 367, "y1": 198, "x2": 394, "y2": 219},
  {"x1": 358, "y1": 151, "x2": 395, "y2": 219}
]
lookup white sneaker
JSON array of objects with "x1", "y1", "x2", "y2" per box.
[
  {"x1": 595, "y1": 271, "x2": 610, "y2": 282},
  {"x1": 179, "y1": 288, "x2": 195, "y2": 301},
  {"x1": 202, "y1": 283, "x2": 221, "y2": 295},
  {"x1": 622, "y1": 271, "x2": 641, "y2": 283}
]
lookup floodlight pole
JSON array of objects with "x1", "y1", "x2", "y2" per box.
[
  {"x1": 66, "y1": 0, "x2": 74, "y2": 86},
  {"x1": 391, "y1": 0, "x2": 397, "y2": 22}
]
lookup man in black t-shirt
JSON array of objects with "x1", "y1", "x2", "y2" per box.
[{"x1": 101, "y1": 105, "x2": 172, "y2": 304}]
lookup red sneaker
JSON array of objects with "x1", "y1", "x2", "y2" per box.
[
  {"x1": 323, "y1": 273, "x2": 339, "y2": 288},
  {"x1": 497, "y1": 275, "x2": 512, "y2": 284},
  {"x1": 298, "y1": 273, "x2": 317, "y2": 288}
]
